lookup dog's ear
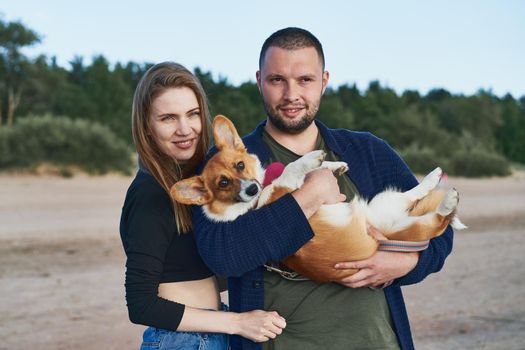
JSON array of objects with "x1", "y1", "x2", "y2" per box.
[
  {"x1": 213, "y1": 115, "x2": 245, "y2": 151},
  {"x1": 170, "y1": 176, "x2": 212, "y2": 205}
]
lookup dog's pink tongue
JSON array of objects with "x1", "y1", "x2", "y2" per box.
[{"x1": 263, "y1": 162, "x2": 285, "y2": 187}]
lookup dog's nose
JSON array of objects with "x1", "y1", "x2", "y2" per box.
[{"x1": 246, "y1": 184, "x2": 259, "y2": 196}]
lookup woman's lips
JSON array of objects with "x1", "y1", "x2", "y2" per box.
[{"x1": 172, "y1": 138, "x2": 196, "y2": 149}]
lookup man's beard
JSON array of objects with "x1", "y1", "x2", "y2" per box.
[{"x1": 263, "y1": 101, "x2": 320, "y2": 134}]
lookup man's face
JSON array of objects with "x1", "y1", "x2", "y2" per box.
[{"x1": 256, "y1": 46, "x2": 329, "y2": 134}]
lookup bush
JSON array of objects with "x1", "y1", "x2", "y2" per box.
[
  {"x1": 449, "y1": 148, "x2": 511, "y2": 177},
  {"x1": 0, "y1": 127, "x2": 14, "y2": 166},
  {"x1": 399, "y1": 145, "x2": 450, "y2": 175},
  {"x1": 399, "y1": 143, "x2": 511, "y2": 177},
  {"x1": 0, "y1": 115, "x2": 133, "y2": 174}
]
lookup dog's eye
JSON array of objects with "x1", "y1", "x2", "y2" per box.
[
  {"x1": 236, "y1": 161, "x2": 245, "y2": 171},
  {"x1": 219, "y1": 176, "x2": 230, "y2": 188}
]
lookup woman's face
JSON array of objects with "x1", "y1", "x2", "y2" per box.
[{"x1": 149, "y1": 87, "x2": 202, "y2": 161}]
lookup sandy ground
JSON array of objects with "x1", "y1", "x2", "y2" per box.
[{"x1": 0, "y1": 172, "x2": 524, "y2": 350}]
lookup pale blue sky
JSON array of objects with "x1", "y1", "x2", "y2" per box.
[{"x1": 2, "y1": 0, "x2": 524, "y2": 97}]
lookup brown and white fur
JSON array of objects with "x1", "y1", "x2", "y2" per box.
[{"x1": 171, "y1": 115, "x2": 466, "y2": 283}]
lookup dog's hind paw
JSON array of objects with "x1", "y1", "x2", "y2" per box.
[
  {"x1": 438, "y1": 188, "x2": 459, "y2": 216},
  {"x1": 423, "y1": 167, "x2": 443, "y2": 190}
]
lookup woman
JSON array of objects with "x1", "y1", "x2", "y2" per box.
[{"x1": 120, "y1": 62, "x2": 286, "y2": 350}]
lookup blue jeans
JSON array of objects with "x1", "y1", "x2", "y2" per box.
[
  {"x1": 139, "y1": 304, "x2": 229, "y2": 350},
  {"x1": 139, "y1": 327, "x2": 228, "y2": 350}
]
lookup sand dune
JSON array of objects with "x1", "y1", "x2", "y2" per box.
[{"x1": 0, "y1": 172, "x2": 523, "y2": 349}]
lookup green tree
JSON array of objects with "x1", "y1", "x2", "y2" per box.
[
  {"x1": 496, "y1": 94, "x2": 525, "y2": 163},
  {"x1": 401, "y1": 90, "x2": 421, "y2": 106},
  {"x1": 317, "y1": 88, "x2": 354, "y2": 129},
  {"x1": 195, "y1": 68, "x2": 263, "y2": 136},
  {"x1": 16, "y1": 55, "x2": 69, "y2": 117},
  {"x1": 82, "y1": 55, "x2": 133, "y2": 142},
  {"x1": 457, "y1": 91, "x2": 502, "y2": 149},
  {"x1": 0, "y1": 18, "x2": 41, "y2": 126},
  {"x1": 114, "y1": 61, "x2": 153, "y2": 91},
  {"x1": 353, "y1": 81, "x2": 403, "y2": 137}
]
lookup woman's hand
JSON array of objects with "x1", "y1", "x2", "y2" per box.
[{"x1": 233, "y1": 310, "x2": 286, "y2": 342}]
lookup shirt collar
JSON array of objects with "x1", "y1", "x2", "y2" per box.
[{"x1": 243, "y1": 119, "x2": 345, "y2": 161}]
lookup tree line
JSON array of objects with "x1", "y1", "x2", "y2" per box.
[{"x1": 1, "y1": 17, "x2": 524, "y2": 176}]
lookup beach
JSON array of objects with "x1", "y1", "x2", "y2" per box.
[{"x1": 0, "y1": 172, "x2": 524, "y2": 349}]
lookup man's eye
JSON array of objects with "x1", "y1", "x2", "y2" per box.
[
  {"x1": 237, "y1": 161, "x2": 245, "y2": 171},
  {"x1": 219, "y1": 177, "x2": 230, "y2": 188}
]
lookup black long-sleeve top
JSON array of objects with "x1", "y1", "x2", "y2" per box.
[{"x1": 119, "y1": 169, "x2": 214, "y2": 330}]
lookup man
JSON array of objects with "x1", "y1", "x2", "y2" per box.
[{"x1": 193, "y1": 27, "x2": 454, "y2": 350}]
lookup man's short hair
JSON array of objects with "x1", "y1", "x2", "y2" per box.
[{"x1": 259, "y1": 27, "x2": 325, "y2": 70}]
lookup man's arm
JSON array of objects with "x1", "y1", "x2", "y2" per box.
[
  {"x1": 335, "y1": 138, "x2": 454, "y2": 288},
  {"x1": 193, "y1": 168, "x2": 345, "y2": 277},
  {"x1": 387, "y1": 146, "x2": 454, "y2": 286},
  {"x1": 394, "y1": 225, "x2": 453, "y2": 286},
  {"x1": 193, "y1": 193, "x2": 314, "y2": 277}
]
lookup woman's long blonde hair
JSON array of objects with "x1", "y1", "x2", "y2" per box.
[{"x1": 132, "y1": 62, "x2": 210, "y2": 233}]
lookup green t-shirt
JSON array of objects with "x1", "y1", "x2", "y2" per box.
[{"x1": 262, "y1": 130, "x2": 400, "y2": 350}]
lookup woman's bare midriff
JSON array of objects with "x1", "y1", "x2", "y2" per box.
[{"x1": 158, "y1": 276, "x2": 221, "y2": 310}]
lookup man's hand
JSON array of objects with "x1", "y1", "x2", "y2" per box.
[
  {"x1": 292, "y1": 168, "x2": 345, "y2": 218},
  {"x1": 334, "y1": 226, "x2": 420, "y2": 288},
  {"x1": 303, "y1": 168, "x2": 346, "y2": 205}
]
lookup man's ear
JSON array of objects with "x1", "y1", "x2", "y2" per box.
[
  {"x1": 321, "y1": 70, "x2": 330, "y2": 95},
  {"x1": 170, "y1": 176, "x2": 212, "y2": 205},
  {"x1": 256, "y1": 70, "x2": 262, "y2": 92},
  {"x1": 213, "y1": 115, "x2": 245, "y2": 151}
]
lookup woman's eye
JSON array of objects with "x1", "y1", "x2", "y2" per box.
[
  {"x1": 237, "y1": 161, "x2": 245, "y2": 171},
  {"x1": 189, "y1": 110, "x2": 200, "y2": 117}
]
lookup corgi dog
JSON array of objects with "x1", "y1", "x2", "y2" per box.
[{"x1": 171, "y1": 115, "x2": 466, "y2": 283}]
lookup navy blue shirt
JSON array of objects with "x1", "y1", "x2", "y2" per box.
[{"x1": 193, "y1": 120, "x2": 454, "y2": 350}]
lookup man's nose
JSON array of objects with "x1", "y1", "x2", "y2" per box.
[{"x1": 283, "y1": 82, "x2": 300, "y2": 102}]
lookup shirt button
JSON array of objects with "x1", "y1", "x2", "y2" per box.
[{"x1": 252, "y1": 281, "x2": 262, "y2": 288}]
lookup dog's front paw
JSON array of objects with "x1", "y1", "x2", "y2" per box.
[
  {"x1": 276, "y1": 150, "x2": 326, "y2": 189},
  {"x1": 321, "y1": 161, "x2": 348, "y2": 175},
  {"x1": 299, "y1": 150, "x2": 326, "y2": 171},
  {"x1": 438, "y1": 188, "x2": 459, "y2": 216}
]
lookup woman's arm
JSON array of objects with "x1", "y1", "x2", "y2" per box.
[
  {"x1": 122, "y1": 178, "x2": 288, "y2": 337},
  {"x1": 178, "y1": 307, "x2": 286, "y2": 342},
  {"x1": 124, "y1": 251, "x2": 184, "y2": 329},
  {"x1": 125, "y1": 253, "x2": 286, "y2": 341}
]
